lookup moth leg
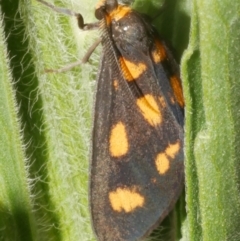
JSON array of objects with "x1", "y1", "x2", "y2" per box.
[
  {"x1": 45, "y1": 38, "x2": 101, "y2": 73},
  {"x1": 81, "y1": 38, "x2": 102, "y2": 63},
  {"x1": 36, "y1": 0, "x2": 101, "y2": 72},
  {"x1": 36, "y1": 0, "x2": 99, "y2": 30}
]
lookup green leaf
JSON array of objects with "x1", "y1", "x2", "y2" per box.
[
  {"x1": 182, "y1": 0, "x2": 240, "y2": 240},
  {"x1": 1, "y1": 0, "x2": 97, "y2": 240},
  {"x1": 0, "y1": 11, "x2": 37, "y2": 241}
]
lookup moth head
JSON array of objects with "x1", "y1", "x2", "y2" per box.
[{"x1": 95, "y1": 0, "x2": 119, "y2": 20}]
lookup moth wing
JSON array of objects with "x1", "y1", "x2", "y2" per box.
[{"x1": 90, "y1": 49, "x2": 184, "y2": 241}]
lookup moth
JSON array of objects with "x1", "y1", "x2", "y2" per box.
[{"x1": 37, "y1": 0, "x2": 184, "y2": 240}]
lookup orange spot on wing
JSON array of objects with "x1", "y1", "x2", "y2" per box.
[
  {"x1": 152, "y1": 39, "x2": 167, "y2": 63},
  {"x1": 119, "y1": 57, "x2": 147, "y2": 81},
  {"x1": 170, "y1": 76, "x2": 184, "y2": 108},
  {"x1": 109, "y1": 187, "x2": 145, "y2": 213},
  {"x1": 109, "y1": 122, "x2": 129, "y2": 157},
  {"x1": 155, "y1": 140, "x2": 181, "y2": 175},
  {"x1": 166, "y1": 141, "x2": 181, "y2": 158},
  {"x1": 113, "y1": 79, "x2": 119, "y2": 90},
  {"x1": 136, "y1": 94, "x2": 162, "y2": 126},
  {"x1": 155, "y1": 153, "x2": 170, "y2": 174}
]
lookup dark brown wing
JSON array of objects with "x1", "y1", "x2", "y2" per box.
[{"x1": 90, "y1": 4, "x2": 184, "y2": 241}]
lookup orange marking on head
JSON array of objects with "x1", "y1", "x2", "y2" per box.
[
  {"x1": 110, "y1": 5, "x2": 131, "y2": 21},
  {"x1": 152, "y1": 39, "x2": 167, "y2": 63},
  {"x1": 119, "y1": 57, "x2": 147, "y2": 82},
  {"x1": 109, "y1": 187, "x2": 145, "y2": 213},
  {"x1": 109, "y1": 122, "x2": 129, "y2": 157},
  {"x1": 170, "y1": 76, "x2": 184, "y2": 108},
  {"x1": 155, "y1": 140, "x2": 181, "y2": 175},
  {"x1": 155, "y1": 153, "x2": 170, "y2": 174},
  {"x1": 136, "y1": 94, "x2": 162, "y2": 126},
  {"x1": 95, "y1": 1, "x2": 130, "y2": 25}
]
